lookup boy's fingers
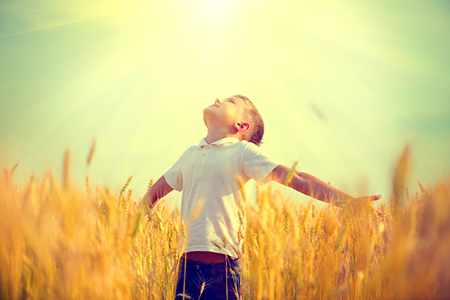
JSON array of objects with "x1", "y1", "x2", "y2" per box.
[{"x1": 355, "y1": 195, "x2": 382, "y2": 201}]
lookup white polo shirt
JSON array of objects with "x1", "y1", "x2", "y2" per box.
[{"x1": 164, "y1": 137, "x2": 279, "y2": 258}]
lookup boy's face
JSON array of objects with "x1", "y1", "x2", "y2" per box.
[{"x1": 203, "y1": 96, "x2": 246, "y2": 129}]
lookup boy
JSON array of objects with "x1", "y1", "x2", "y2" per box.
[{"x1": 139, "y1": 94, "x2": 381, "y2": 300}]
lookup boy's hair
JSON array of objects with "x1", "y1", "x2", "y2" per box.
[{"x1": 233, "y1": 94, "x2": 264, "y2": 146}]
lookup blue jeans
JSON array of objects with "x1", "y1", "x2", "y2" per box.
[{"x1": 174, "y1": 257, "x2": 241, "y2": 300}]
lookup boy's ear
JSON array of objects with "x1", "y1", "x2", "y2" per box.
[{"x1": 235, "y1": 122, "x2": 250, "y2": 132}]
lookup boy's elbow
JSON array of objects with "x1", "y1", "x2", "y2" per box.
[
  {"x1": 265, "y1": 165, "x2": 282, "y2": 184},
  {"x1": 268, "y1": 165, "x2": 294, "y2": 185}
]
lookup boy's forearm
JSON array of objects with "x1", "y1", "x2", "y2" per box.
[
  {"x1": 269, "y1": 165, "x2": 353, "y2": 203},
  {"x1": 289, "y1": 171, "x2": 354, "y2": 204},
  {"x1": 138, "y1": 176, "x2": 173, "y2": 211},
  {"x1": 139, "y1": 190, "x2": 156, "y2": 212}
]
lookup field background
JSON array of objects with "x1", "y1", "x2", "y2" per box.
[{"x1": 1, "y1": 148, "x2": 450, "y2": 299}]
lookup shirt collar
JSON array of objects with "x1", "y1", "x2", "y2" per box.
[{"x1": 198, "y1": 137, "x2": 240, "y2": 147}]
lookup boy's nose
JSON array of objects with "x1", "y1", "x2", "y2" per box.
[{"x1": 215, "y1": 98, "x2": 222, "y2": 105}]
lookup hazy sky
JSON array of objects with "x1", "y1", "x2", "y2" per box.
[{"x1": 1, "y1": 0, "x2": 449, "y2": 208}]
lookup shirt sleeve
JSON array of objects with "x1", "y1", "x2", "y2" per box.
[
  {"x1": 242, "y1": 142, "x2": 279, "y2": 184},
  {"x1": 164, "y1": 148, "x2": 190, "y2": 192}
]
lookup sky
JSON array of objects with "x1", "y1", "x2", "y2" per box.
[{"x1": 1, "y1": 0, "x2": 449, "y2": 209}]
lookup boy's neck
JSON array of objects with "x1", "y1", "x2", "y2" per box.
[{"x1": 205, "y1": 130, "x2": 241, "y2": 144}]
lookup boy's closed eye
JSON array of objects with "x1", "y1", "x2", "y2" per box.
[{"x1": 224, "y1": 98, "x2": 236, "y2": 104}]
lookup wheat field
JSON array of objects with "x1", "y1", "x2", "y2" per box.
[{"x1": 1, "y1": 148, "x2": 449, "y2": 299}]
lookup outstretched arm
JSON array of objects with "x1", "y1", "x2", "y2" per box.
[
  {"x1": 138, "y1": 176, "x2": 173, "y2": 212},
  {"x1": 266, "y1": 165, "x2": 381, "y2": 204}
]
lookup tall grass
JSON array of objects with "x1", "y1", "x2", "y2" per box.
[{"x1": 1, "y1": 149, "x2": 449, "y2": 299}]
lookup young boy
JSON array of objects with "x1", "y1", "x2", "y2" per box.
[{"x1": 139, "y1": 94, "x2": 381, "y2": 300}]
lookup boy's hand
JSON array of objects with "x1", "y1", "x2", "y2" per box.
[
  {"x1": 334, "y1": 195, "x2": 386, "y2": 219},
  {"x1": 332, "y1": 195, "x2": 381, "y2": 208},
  {"x1": 355, "y1": 195, "x2": 385, "y2": 219},
  {"x1": 355, "y1": 195, "x2": 382, "y2": 201}
]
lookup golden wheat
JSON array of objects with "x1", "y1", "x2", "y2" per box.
[{"x1": 1, "y1": 149, "x2": 450, "y2": 299}]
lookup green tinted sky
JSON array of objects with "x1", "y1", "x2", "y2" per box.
[{"x1": 1, "y1": 0, "x2": 449, "y2": 207}]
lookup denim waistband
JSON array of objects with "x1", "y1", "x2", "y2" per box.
[{"x1": 178, "y1": 257, "x2": 240, "y2": 277}]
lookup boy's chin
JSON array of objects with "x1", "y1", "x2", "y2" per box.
[{"x1": 203, "y1": 107, "x2": 215, "y2": 118}]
